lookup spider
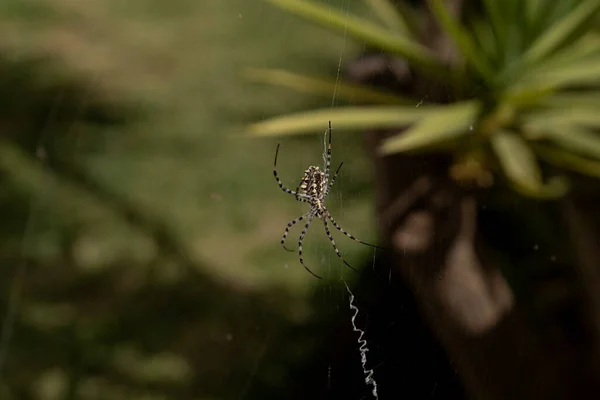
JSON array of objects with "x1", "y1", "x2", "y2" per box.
[{"x1": 273, "y1": 121, "x2": 383, "y2": 279}]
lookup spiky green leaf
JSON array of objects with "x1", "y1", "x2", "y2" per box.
[
  {"x1": 491, "y1": 130, "x2": 568, "y2": 198},
  {"x1": 247, "y1": 105, "x2": 438, "y2": 137},
  {"x1": 540, "y1": 59, "x2": 600, "y2": 88},
  {"x1": 525, "y1": 0, "x2": 544, "y2": 26},
  {"x1": 513, "y1": 175, "x2": 570, "y2": 198},
  {"x1": 534, "y1": 144, "x2": 600, "y2": 178},
  {"x1": 527, "y1": 125, "x2": 600, "y2": 160},
  {"x1": 492, "y1": 130, "x2": 542, "y2": 184},
  {"x1": 260, "y1": 0, "x2": 449, "y2": 79},
  {"x1": 503, "y1": 86, "x2": 555, "y2": 107},
  {"x1": 427, "y1": 0, "x2": 495, "y2": 81},
  {"x1": 481, "y1": 0, "x2": 506, "y2": 57},
  {"x1": 364, "y1": 0, "x2": 412, "y2": 35},
  {"x1": 379, "y1": 100, "x2": 480, "y2": 154},
  {"x1": 243, "y1": 67, "x2": 412, "y2": 105},
  {"x1": 522, "y1": 0, "x2": 600, "y2": 65},
  {"x1": 510, "y1": 57, "x2": 600, "y2": 94},
  {"x1": 470, "y1": 18, "x2": 498, "y2": 62},
  {"x1": 531, "y1": 0, "x2": 580, "y2": 37},
  {"x1": 541, "y1": 92, "x2": 600, "y2": 108},
  {"x1": 517, "y1": 33, "x2": 600, "y2": 79},
  {"x1": 523, "y1": 108, "x2": 600, "y2": 130}
]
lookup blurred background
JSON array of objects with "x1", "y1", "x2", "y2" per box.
[
  {"x1": 2, "y1": 0, "x2": 600, "y2": 399},
  {"x1": 0, "y1": 0, "x2": 441, "y2": 399}
]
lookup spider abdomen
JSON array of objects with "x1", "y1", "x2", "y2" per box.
[{"x1": 299, "y1": 166, "x2": 326, "y2": 198}]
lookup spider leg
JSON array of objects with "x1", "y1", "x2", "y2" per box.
[
  {"x1": 323, "y1": 215, "x2": 358, "y2": 272},
  {"x1": 294, "y1": 182, "x2": 310, "y2": 204},
  {"x1": 324, "y1": 121, "x2": 332, "y2": 186},
  {"x1": 298, "y1": 214, "x2": 322, "y2": 279},
  {"x1": 280, "y1": 213, "x2": 309, "y2": 252},
  {"x1": 327, "y1": 211, "x2": 385, "y2": 249},
  {"x1": 274, "y1": 144, "x2": 311, "y2": 200},
  {"x1": 325, "y1": 162, "x2": 343, "y2": 197}
]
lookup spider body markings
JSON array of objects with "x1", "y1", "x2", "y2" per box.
[{"x1": 273, "y1": 121, "x2": 383, "y2": 279}]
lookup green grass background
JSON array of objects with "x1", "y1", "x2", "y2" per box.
[
  {"x1": 0, "y1": 1, "x2": 395, "y2": 398},
  {"x1": 1, "y1": 0, "x2": 381, "y2": 301}
]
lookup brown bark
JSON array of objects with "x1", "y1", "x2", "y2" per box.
[
  {"x1": 561, "y1": 181, "x2": 600, "y2": 390},
  {"x1": 348, "y1": 2, "x2": 600, "y2": 397},
  {"x1": 364, "y1": 132, "x2": 572, "y2": 399}
]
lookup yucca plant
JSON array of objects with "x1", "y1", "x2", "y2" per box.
[
  {"x1": 247, "y1": 1, "x2": 600, "y2": 398},
  {"x1": 247, "y1": 0, "x2": 600, "y2": 198}
]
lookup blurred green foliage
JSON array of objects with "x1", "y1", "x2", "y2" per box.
[
  {"x1": 251, "y1": 0, "x2": 600, "y2": 199},
  {"x1": 0, "y1": 0, "x2": 381, "y2": 398}
]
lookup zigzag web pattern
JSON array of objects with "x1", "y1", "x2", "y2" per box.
[
  {"x1": 326, "y1": 0, "x2": 379, "y2": 398},
  {"x1": 344, "y1": 281, "x2": 379, "y2": 400}
]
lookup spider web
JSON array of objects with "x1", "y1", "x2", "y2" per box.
[
  {"x1": 325, "y1": 0, "x2": 380, "y2": 398},
  {"x1": 0, "y1": 2, "x2": 387, "y2": 399}
]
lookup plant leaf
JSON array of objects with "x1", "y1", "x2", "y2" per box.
[
  {"x1": 533, "y1": 143, "x2": 600, "y2": 178},
  {"x1": 481, "y1": 0, "x2": 506, "y2": 57},
  {"x1": 546, "y1": 128, "x2": 600, "y2": 160},
  {"x1": 364, "y1": 0, "x2": 412, "y2": 35},
  {"x1": 492, "y1": 130, "x2": 541, "y2": 184},
  {"x1": 247, "y1": 105, "x2": 438, "y2": 137},
  {"x1": 510, "y1": 57, "x2": 600, "y2": 93},
  {"x1": 504, "y1": 31, "x2": 600, "y2": 90},
  {"x1": 524, "y1": 0, "x2": 558, "y2": 43},
  {"x1": 503, "y1": 86, "x2": 555, "y2": 107},
  {"x1": 512, "y1": 175, "x2": 570, "y2": 198},
  {"x1": 522, "y1": 0, "x2": 600, "y2": 65},
  {"x1": 470, "y1": 18, "x2": 499, "y2": 62},
  {"x1": 260, "y1": 0, "x2": 448, "y2": 79},
  {"x1": 523, "y1": 108, "x2": 600, "y2": 130},
  {"x1": 517, "y1": 33, "x2": 600, "y2": 80},
  {"x1": 394, "y1": 1, "x2": 423, "y2": 36},
  {"x1": 243, "y1": 67, "x2": 412, "y2": 105},
  {"x1": 379, "y1": 100, "x2": 480, "y2": 154},
  {"x1": 532, "y1": 0, "x2": 580, "y2": 36},
  {"x1": 539, "y1": 58, "x2": 600, "y2": 88},
  {"x1": 525, "y1": 0, "x2": 544, "y2": 26},
  {"x1": 526, "y1": 124, "x2": 600, "y2": 160},
  {"x1": 491, "y1": 129, "x2": 568, "y2": 198},
  {"x1": 427, "y1": 0, "x2": 495, "y2": 81},
  {"x1": 541, "y1": 92, "x2": 600, "y2": 108}
]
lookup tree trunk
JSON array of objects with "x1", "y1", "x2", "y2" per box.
[
  {"x1": 363, "y1": 132, "x2": 576, "y2": 399},
  {"x1": 346, "y1": 1, "x2": 600, "y2": 398}
]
